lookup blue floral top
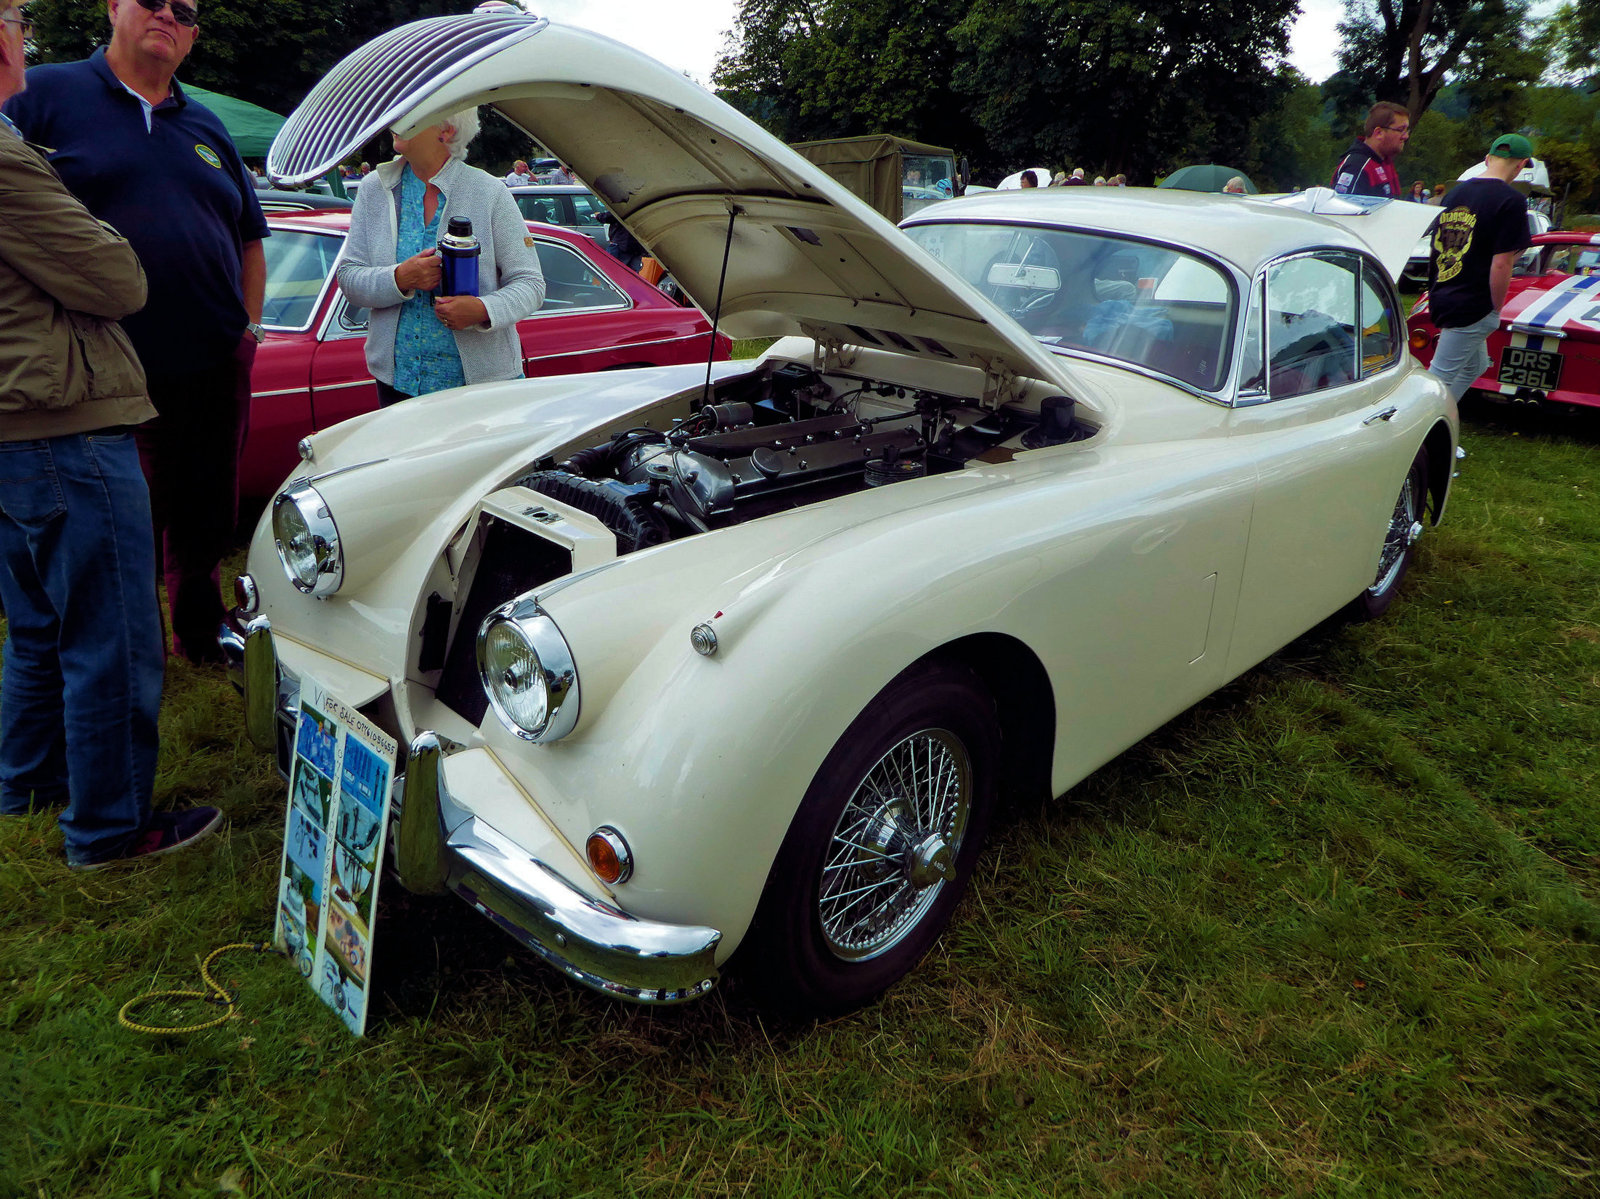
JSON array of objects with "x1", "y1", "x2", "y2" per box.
[{"x1": 392, "y1": 164, "x2": 465, "y2": 398}]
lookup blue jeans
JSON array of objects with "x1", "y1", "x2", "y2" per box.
[
  {"x1": 0, "y1": 432, "x2": 163, "y2": 864},
  {"x1": 1428, "y1": 310, "x2": 1500, "y2": 401}
]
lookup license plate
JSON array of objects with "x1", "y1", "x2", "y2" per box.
[{"x1": 1497, "y1": 345, "x2": 1563, "y2": 391}]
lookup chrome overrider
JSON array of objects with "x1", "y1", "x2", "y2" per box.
[
  {"x1": 398, "y1": 732, "x2": 722, "y2": 1003},
  {"x1": 221, "y1": 614, "x2": 723, "y2": 1004}
]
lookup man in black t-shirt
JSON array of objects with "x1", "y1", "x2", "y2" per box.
[{"x1": 1424, "y1": 134, "x2": 1533, "y2": 400}]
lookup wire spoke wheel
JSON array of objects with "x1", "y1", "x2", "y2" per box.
[{"x1": 818, "y1": 727, "x2": 972, "y2": 961}]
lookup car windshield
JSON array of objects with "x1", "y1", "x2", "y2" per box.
[
  {"x1": 263, "y1": 229, "x2": 342, "y2": 328},
  {"x1": 1545, "y1": 244, "x2": 1600, "y2": 277},
  {"x1": 904, "y1": 222, "x2": 1236, "y2": 391}
]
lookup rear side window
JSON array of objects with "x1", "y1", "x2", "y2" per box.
[
  {"x1": 569, "y1": 193, "x2": 607, "y2": 224},
  {"x1": 533, "y1": 241, "x2": 629, "y2": 313},
  {"x1": 1359, "y1": 262, "x2": 1400, "y2": 378},
  {"x1": 516, "y1": 194, "x2": 566, "y2": 225}
]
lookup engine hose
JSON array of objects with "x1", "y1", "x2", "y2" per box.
[
  {"x1": 515, "y1": 470, "x2": 669, "y2": 554},
  {"x1": 561, "y1": 429, "x2": 664, "y2": 478}
]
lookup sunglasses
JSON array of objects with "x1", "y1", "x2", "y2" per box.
[{"x1": 134, "y1": 0, "x2": 197, "y2": 27}]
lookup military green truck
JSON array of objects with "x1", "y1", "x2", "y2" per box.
[{"x1": 790, "y1": 135, "x2": 965, "y2": 225}]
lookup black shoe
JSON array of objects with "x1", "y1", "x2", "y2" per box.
[{"x1": 68, "y1": 807, "x2": 225, "y2": 871}]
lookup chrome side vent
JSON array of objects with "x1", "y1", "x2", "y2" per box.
[{"x1": 267, "y1": 13, "x2": 549, "y2": 185}]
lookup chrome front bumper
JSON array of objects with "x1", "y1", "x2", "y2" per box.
[{"x1": 224, "y1": 614, "x2": 722, "y2": 1004}]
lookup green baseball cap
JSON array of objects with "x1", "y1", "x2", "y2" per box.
[{"x1": 1488, "y1": 133, "x2": 1534, "y2": 160}]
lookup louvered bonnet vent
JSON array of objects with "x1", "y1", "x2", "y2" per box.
[{"x1": 267, "y1": 11, "x2": 549, "y2": 185}]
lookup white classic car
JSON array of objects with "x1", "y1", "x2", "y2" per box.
[{"x1": 233, "y1": 11, "x2": 1454, "y2": 1013}]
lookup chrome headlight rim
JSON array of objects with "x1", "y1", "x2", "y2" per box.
[
  {"x1": 477, "y1": 598, "x2": 580, "y2": 743},
  {"x1": 271, "y1": 481, "x2": 343, "y2": 597}
]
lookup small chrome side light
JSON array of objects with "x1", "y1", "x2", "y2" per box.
[
  {"x1": 297, "y1": 437, "x2": 314, "y2": 462},
  {"x1": 234, "y1": 573, "x2": 259, "y2": 615},
  {"x1": 586, "y1": 826, "x2": 633, "y2": 885},
  {"x1": 690, "y1": 622, "x2": 718, "y2": 656}
]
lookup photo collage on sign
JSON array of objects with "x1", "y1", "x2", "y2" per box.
[{"x1": 272, "y1": 680, "x2": 397, "y2": 1036}]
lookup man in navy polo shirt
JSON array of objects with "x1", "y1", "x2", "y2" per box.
[{"x1": 4, "y1": 0, "x2": 269, "y2": 665}]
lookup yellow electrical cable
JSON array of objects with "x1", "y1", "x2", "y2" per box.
[{"x1": 118, "y1": 941, "x2": 281, "y2": 1036}]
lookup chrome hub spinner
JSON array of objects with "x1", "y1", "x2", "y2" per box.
[{"x1": 817, "y1": 727, "x2": 973, "y2": 962}]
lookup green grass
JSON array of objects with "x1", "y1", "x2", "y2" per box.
[{"x1": 3, "y1": 403, "x2": 1599, "y2": 1197}]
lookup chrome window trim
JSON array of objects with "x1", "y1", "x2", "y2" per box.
[
  {"x1": 1359, "y1": 256, "x2": 1404, "y2": 379},
  {"x1": 264, "y1": 228, "x2": 346, "y2": 336},
  {"x1": 322, "y1": 292, "x2": 369, "y2": 341},
  {"x1": 530, "y1": 236, "x2": 633, "y2": 315},
  {"x1": 1044, "y1": 346, "x2": 1231, "y2": 407},
  {"x1": 1233, "y1": 247, "x2": 1389, "y2": 408}
]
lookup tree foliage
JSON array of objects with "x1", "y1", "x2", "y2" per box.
[
  {"x1": 1329, "y1": 0, "x2": 1536, "y2": 128},
  {"x1": 1541, "y1": 0, "x2": 1600, "y2": 82},
  {"x1": 714, "y1": 0, "x2": 984, "y2": 157},
  {"x1": 716, "y1": 0, "x2": 1301, "y2": 183}
]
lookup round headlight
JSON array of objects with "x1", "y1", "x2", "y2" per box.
[
  {"x1": 477, "y1": 599, "x2": 579, "y2": 742},
  {"x1": 272, "y1": 483, "x2": 343, "y2": 596}
]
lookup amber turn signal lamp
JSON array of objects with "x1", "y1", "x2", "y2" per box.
[
  {"x1": 586, "y1": 826, "x2": 633, "y2": 884},
  {"x1": 1409, "y1": 329, "x2": 1432, "y2": 351}
]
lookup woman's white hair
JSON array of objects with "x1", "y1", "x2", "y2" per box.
[{"x1": 440, "y1": 108, "x2": 481, "y2": 161}]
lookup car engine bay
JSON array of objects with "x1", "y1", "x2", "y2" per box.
[{"x1": 514, "y1": 361, "x2": 1093, "y2": 552}]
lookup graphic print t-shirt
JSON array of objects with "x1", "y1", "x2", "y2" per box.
[{"x1": 1427, "y1": 178, "x2": 1531, "y2": 327}]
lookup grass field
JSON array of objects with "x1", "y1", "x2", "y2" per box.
[{"x1": 2, "y1": 397, "x2": 1598, "y2": 1198}]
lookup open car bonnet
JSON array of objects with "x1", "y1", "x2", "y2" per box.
[{"x1": 267, "y1": 11, "x2": 1082, "y2": 400}]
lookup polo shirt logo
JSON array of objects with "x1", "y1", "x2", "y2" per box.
[{"x1": 195, "y1": 144, "x2": 222, "y2": 169}]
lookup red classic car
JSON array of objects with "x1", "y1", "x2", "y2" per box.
[
  {"x1": 247, "y1": 211, "x2": 731, "y2": 495},
  {"x1": 1407, "y1": 230, "x2": 1600, "y2": 410}
]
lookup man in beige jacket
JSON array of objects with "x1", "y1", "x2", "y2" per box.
[{"x1": 0, "y1": 0, "x2": 222, "y2": 868}]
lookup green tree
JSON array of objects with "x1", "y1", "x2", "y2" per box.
[
  {"x1": 1539, "y1": 138, "x2": 1600, "y2": 223},
  {"x1": 1541, "y1": 0, "x2": 1600, "y2": 81},
  {"x1": 714, "y1": 0, "x2": 984, "y2": 158},
  {"x1": 1329, "y1": 0, "x2": 1535, "y2": 124},
  {"x1": 948, "y1": 0, "x2": 1299, "y2": 181},
  {"x1": 1243, "y1": 75, "x2": 1343, "y2": 191}
]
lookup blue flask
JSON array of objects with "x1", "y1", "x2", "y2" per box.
[{"x1": 438, "y1": 216, "x2": 481, "y2": 297}]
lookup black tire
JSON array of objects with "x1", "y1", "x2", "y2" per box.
[
  {"x1": 741, "y1": 660, "x2": 999, "y2": 1015},
  {"x1": 1349, "y1": 445, "x2": 1429, "y2": 622}
]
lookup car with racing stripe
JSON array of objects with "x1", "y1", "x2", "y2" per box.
[{"x1": 1408, "y1": 230, "x2": 1600, "y2": 409}]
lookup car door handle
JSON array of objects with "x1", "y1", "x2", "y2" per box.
[{"x1": 1362, "y1": 406, "x2": 1398, "y2": 425}]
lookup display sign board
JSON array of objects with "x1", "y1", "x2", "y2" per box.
[{"x1": 273, "y1": 677, "x2": 398, "y2": 1036}]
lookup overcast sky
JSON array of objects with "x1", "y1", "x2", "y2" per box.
[{"x1": 532, "y1": 0, "x2": 1349, "y2": 88}]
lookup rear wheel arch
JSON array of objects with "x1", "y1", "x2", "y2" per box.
[{"x1": 1422, "y1": 419, "x2": 1455, "y2": 525}]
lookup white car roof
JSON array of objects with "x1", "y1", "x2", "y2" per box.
[{"x1": 905, "y1": 187, "x2": 1430, "y2": 281}]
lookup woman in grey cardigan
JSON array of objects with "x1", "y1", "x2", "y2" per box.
[{"x1": 336, "y1": 108, "x2": 545, "y2": 405}]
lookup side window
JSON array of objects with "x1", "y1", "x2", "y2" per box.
[
  {"x1": 533, "y1": 242, "x2": 630, "y2": 312},
  {"x1": 516, "y1": 194, "x2": 563, "y2": 225},
  {"x1": 1265, "y1": 253, "x2": 1359, "y2": 400},
  {"x1": 1358, "y1": 262, "x2": 1399, "y2": 378},
  {"x1": 569, "y1": 194, "x2": 606, "y2": 224},
  {"x1": 337, "y1": 301, "x2": 368, "y2": 334}
]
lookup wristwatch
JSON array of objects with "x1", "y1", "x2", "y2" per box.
[{"x1": 246, "y1": 321, "x2": 267, "y2": 343}]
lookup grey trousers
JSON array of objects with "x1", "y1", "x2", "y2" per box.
[{"x1": 1428, "y1": 310, "x2": 1500, "y2": 401}]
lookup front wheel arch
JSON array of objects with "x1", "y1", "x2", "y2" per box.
[{"x1": 737, "y1": 657, "x2": 1000, "y2": 1015}]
